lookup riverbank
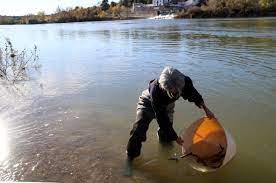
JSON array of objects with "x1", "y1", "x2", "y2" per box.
[
  {"x1": 0, "y1": 1, "x2": 275, "y2": 25},
  {"x1": 2, "y1": 13, "x2": 275, "y2": 25},
  {"x1": 176, "y1": 8, "x2": 276, "y2": 19},
  {"x1": 0, "y1": 6, "x2": 149, "y2": 25}
]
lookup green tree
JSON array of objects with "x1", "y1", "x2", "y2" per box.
[
  {"x1": 101, "y1": 0, "x2": 110, "y2": 11},
  {"x1": 36, "y1": 11, "x2": 46, "y2": 23},
  {"x1": 110, "y1": 1, "x2": 118, "y2": 7},
  {"x1": 259, "y1": 0, "x2": 276, "y2": 10},
  {"x1": 119, "y1": 0, "x2": 130, "y2": 7},
  {"x1": 110, "y1": 5, "x2": 122, "y2": 17},
  {"x1": 136, "y1": 0, "x2": 148, "y2": 4}
]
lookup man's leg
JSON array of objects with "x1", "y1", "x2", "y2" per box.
[
  {"x1": 126, "y1": 109, "x2": 154, "y2": 159},
  {"x1": 157, "y1": 102, "x2": 176, "y2": 143}
]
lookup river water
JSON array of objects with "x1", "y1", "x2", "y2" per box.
[{"x1": 0, "y1": 18, "x2": 275, "y2": 182}]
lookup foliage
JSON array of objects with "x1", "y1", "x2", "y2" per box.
[
  {"x1": 259, "y1": 0, "x2": 276, "y2": 10},
  {"x1": 109, "y1": 5, "x2": 123, "y2": 18},
  {"x1": 177, "y1": 0, "x2": 276, "y2": 18},
  {"x1": 1, "y1": 0, "x2": 275, "y2": 24},
  {"x1": 110, "y1": 1, "x2": 118, "y2": 7},
  {"x1": 0, "y1": 4, "x2": 128, "y2": 24},
  {"x1": 101, "y1": 0, "x2": 110, "y2": 11}
]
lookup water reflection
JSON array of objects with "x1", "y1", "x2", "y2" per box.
[
  {"x1": 217, "y1": 18, "x2": 276, "y2": 30},
  {"x1": 0, "y1": 116, "x2": 9, "y2": 162}
]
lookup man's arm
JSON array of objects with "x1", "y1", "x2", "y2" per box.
[
  {"x1": 200, "y1": 102, "x2": 216, "y2": 119},
  {"x1": 182, "y1": 76, "x2": 215, "y2": 119},
  {"x1": 181, "y1": 76, "x2": 204, "y2": 107}
]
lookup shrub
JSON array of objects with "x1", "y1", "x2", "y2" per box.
[{"x1": 0, "y1": 39, "x2": 39, "y2": 82}]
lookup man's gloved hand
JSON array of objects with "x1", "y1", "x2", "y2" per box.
[{"x1": 201, "y1": 102, "x2": 216, "y2": 119}]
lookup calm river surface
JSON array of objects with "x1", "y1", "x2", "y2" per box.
[{"x1": 0, "y1": 18, "x2": 275, "y2": 182}]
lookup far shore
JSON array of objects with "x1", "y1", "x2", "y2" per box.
[
  {"x1": 0, "y1": 3, "x2": 275, "y2": 26},
  {"x1": 0, "y1": 14, "x2": 275, "y2": 26}
]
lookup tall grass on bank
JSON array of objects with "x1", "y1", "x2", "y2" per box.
[{"x1": 0, "y1": 39, "x2": 39, "y2": 83}]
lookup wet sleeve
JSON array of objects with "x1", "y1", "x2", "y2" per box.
[
  {"x1": 181, "y1": 76, "x2": 204, "y2": 108},
  {"x1": 149, "y1": 82, "x2": 178, "y2": 140}
]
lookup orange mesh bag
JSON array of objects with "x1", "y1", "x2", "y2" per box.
[{"x1": 180, "y1": 117, "x2": 236, "y2": 172}]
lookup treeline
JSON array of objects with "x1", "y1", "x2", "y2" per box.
[
  {"x1": 0, "y1": 0, "x2": 137, "y2": 25},
  {"x1": 119, "y1": 0, "x2": 152, "y2": 6},
  {"x1": 0, "y1": 0, "x2": 276, "y2": 24},
  {"x1": 177, "y1": 0, "x2": 276, "y2": 18}
]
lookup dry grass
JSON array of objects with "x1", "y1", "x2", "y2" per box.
[{"x1": 0, "y1": 39, "x2": 39, "y2": 83}]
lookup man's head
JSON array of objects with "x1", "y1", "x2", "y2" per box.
[{"x1": 158, "y1": 67, "x2": 185, "y2": 99}]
